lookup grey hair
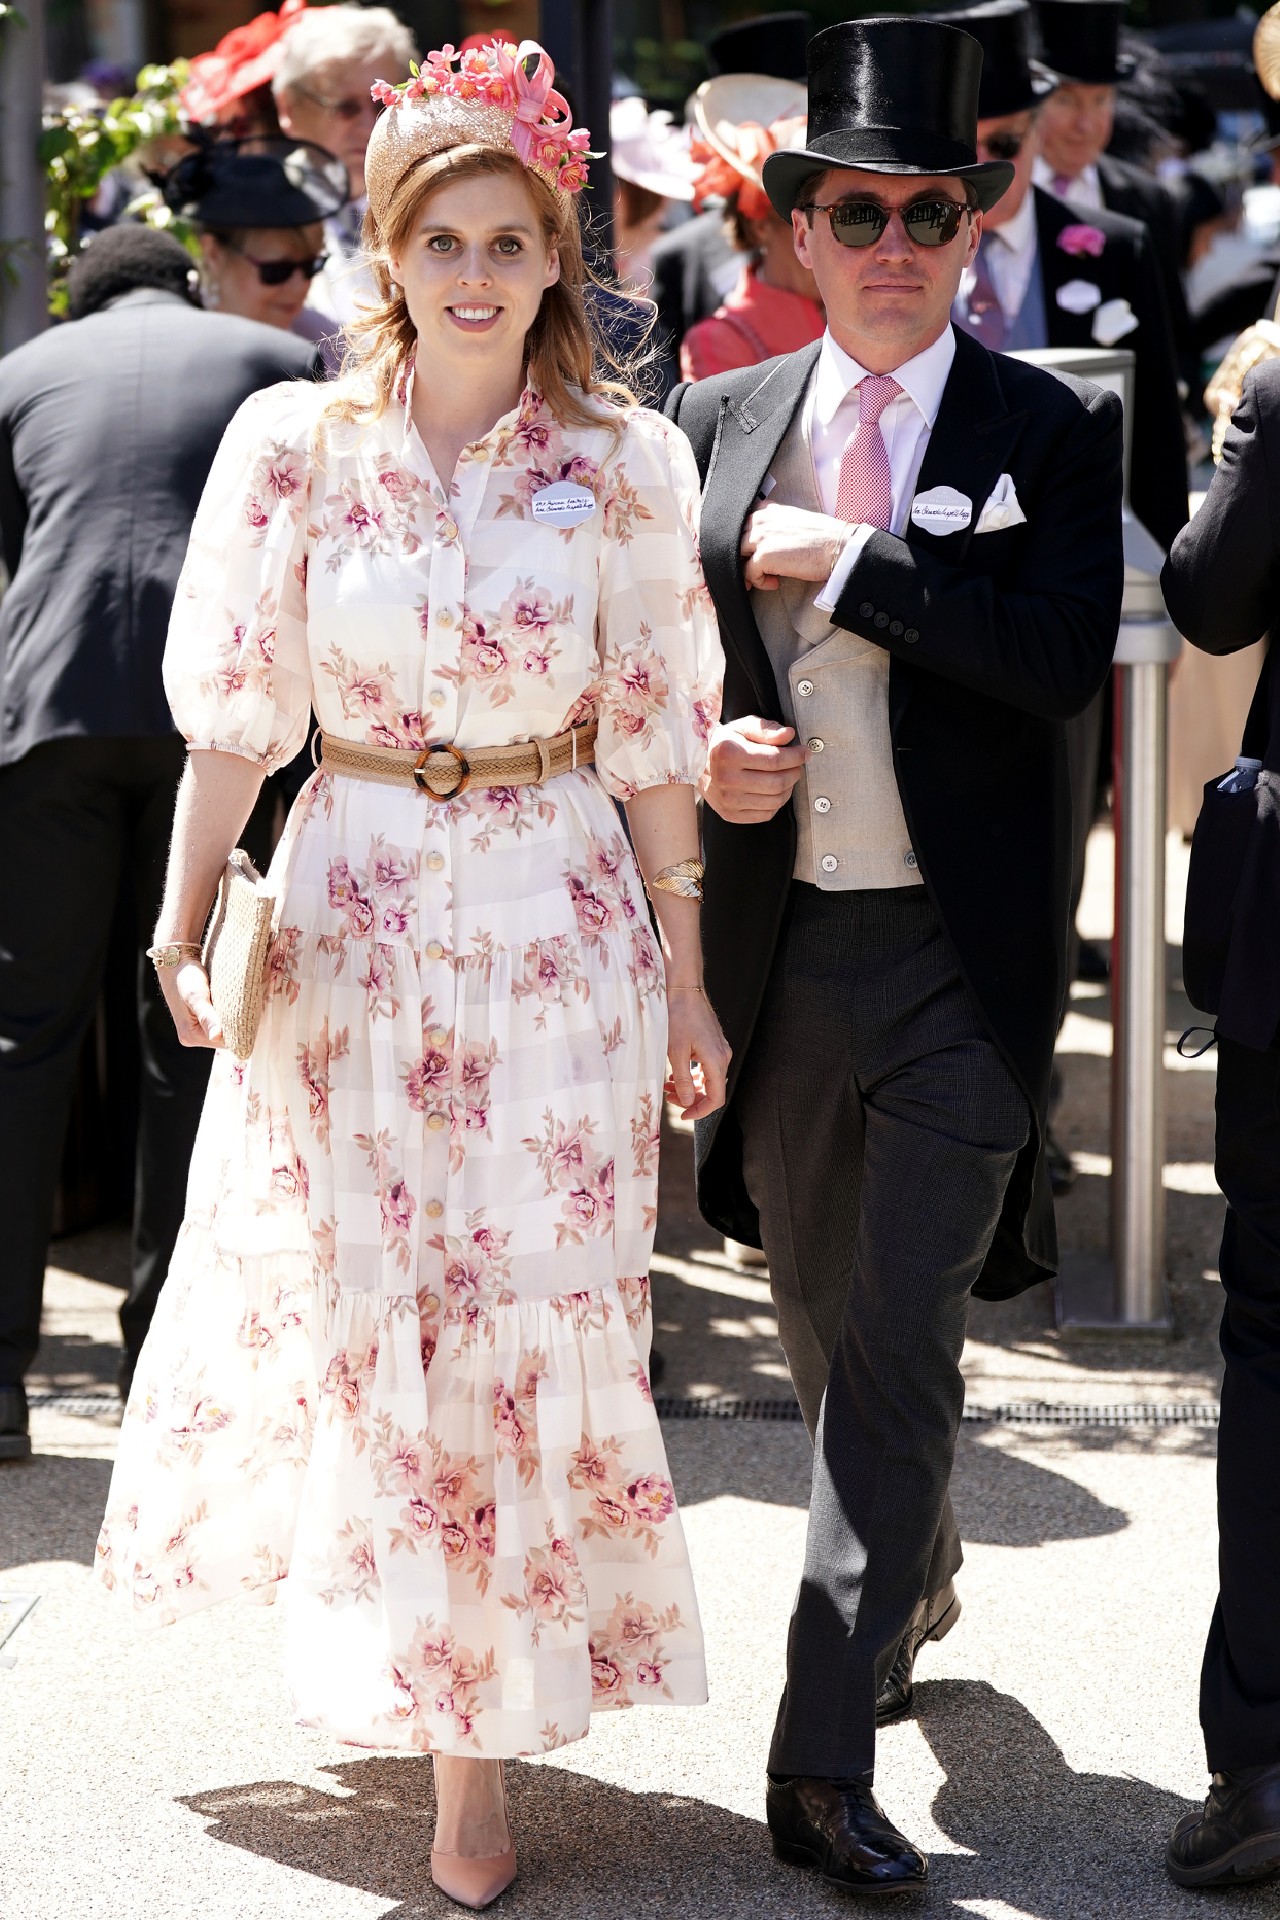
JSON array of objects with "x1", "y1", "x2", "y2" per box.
[{"x1": 273, "y1": 5, "x2": 417, "y2": 97}]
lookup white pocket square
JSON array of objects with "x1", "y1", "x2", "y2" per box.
[
  {"x1": 1092, "y1": 296, "x2": 1138, "y2": 346},
  {"x1": 975, "y1": 473, "x2": 1027, "y2": 534},
  {"x1": 1056, "y1": 278, "x2": 1102, "y2": 315}
]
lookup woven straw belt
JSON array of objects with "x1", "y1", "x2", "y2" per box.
[{"x1": 317, "y1": 720, "x2": 598, "y2": 798}]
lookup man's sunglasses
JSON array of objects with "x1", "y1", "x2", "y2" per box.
[
  {"x1": 801, "y1": 195, "x2": 973, "y2": 249},
  {"x1": 979, "y1": 129, "x2": 1025, "y2": 162},
  {"x1": 226, "y1": 242, "x2": 329, "y2": 286}
]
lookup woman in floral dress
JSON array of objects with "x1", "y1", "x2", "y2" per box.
[{"x1": 96, "y1": 40, "x2": 726, "y2": 1909}]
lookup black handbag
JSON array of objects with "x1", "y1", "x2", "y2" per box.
[{"x1": 1182, "y1": 646, "x2": 1273, "y2": 1021}]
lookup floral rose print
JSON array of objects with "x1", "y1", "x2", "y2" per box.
[{"x1": 97, "y1": 376, "x2": 716, "y2": 1753}]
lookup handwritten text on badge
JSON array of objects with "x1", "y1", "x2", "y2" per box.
[
  {"x1": 910, "y1": 485, "x2": 972, "y2": 535},
  {"x1": 531, "y1": 481, "x2": 597, "y2": 527}
]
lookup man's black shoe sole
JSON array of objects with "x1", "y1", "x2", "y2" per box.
[
  {"x1": 877, "y1": 1590, "x2": 963, "y2": 1726},
  {"x1": 0, "y1": 1431, "x2": 32, "y2": 1463},
  {"x1": 1167, "y1": 1830, "x2": 1280, "y2": 1887},
  {"x1": 771, "y1": 1835, "x2": 927, "y2": 1893}
]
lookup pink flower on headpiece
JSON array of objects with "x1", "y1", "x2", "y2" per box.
[
  {"x1": 558, "y1": 159, "x2": 589, "y2": 193},
  {"x1": 425, "y1": 45, "x2": 458, "y2": 81},
  {"x1": 370, "y1": 77, "x2": 399, "y2": 106},
  {"x1": 1058, "y1": 223, "x2": 1106, "y2": 258}
]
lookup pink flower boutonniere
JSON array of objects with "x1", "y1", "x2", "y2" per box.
[{"x1": 1058, "y1": 223, "x2": 1106, "y2": 259}]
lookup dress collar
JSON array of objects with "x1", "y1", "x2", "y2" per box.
[
  {"x1": 987, "y1": 188, "x2": 1036, "y2": 259},
  {"x1": 396, "y1": 359, "x2": 545, "y2": 492},
  {"x1": 812, "y1": 323, "x2": 956, "y2": 433}
]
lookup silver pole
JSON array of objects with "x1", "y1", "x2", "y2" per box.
[
  {"x1": 1110, "y1": 618, "x2": 1172, "y2": 1325},
  {"x1": 0, "y1": 0, "x2": 48, "y2": 355}
]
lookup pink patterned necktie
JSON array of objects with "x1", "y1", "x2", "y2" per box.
[{"x1": 835, "y1": 373, "x2": 902, "y2": 530}]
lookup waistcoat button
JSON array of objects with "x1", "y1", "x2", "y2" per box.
[
  {"x1": 796, "y1": 678, "x2": 814, "y2": 697},
  {"x1": 820, "y1": 854, "x2": 839, "y2": 873},
  {"x1": 814, "y1": 796, "x2": 831, "y2": 814},
  {"x1": 806, "y1": 737, "x2": 824, "y2": 752}
]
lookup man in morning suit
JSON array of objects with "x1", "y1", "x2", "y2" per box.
[
  {"x1": 0, "y1": 226, "x2": 318, "y2": 1462},
  {"x1": 1159, "y1": 363, "x2": 1280, "y2": 1889},
  {"x1": 648, "y1": 10, "x2": 811, "y2": 397},
  {"x1": 667, "y1": 15, "x2": 1124, "y2": 1890},
  {"x1": 1030, "y1": 0, "x2": 1192, "y2": 378}
]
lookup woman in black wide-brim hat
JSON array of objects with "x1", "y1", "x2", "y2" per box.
[{"x1": 164, "y1": 137, "x2": 348, "y2": 366}]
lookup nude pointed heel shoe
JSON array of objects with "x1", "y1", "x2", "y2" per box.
[{"x1": 430, "y1": 1759, "x2": 517, "y2": 1911}]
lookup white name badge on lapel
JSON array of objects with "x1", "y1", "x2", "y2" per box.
[
  {"x1": 1056, "y1": 278, "x2": 1103, "y2": 315},
  {"x1": 910, "y1": 485, "x2": 972, "y2": 535},
  {"x1": 531, "y1": 480, "x2": 597, "y2": 526}
]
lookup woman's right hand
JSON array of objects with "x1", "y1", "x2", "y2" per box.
[{"x1": 160, "y1": 958, "x2": 225, "y2": 1049}]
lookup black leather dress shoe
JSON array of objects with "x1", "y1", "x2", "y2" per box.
[
  {"x1": 0, "y1": 1383, "x2": 32, "y2": 1463},
  {"x1": 877, "y1": 1580, "x2": 961, "y2": 1726},
  {"x1": 766, "y1": 1774, "x2": 928, "y2": 1893},
  {"x1": 1168, "y1": 1766, "x2": 1280, "y2": 1886}
]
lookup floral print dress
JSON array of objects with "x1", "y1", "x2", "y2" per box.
[{"x1": 95, "y1": 372, "x2": 723, "y2": 1757}]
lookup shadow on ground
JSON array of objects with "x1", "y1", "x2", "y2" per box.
[{"x1": 1, "y1": 1451, "x2": 114, "y2": 1571}]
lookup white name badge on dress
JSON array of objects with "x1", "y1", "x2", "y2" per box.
[
  {"x1": 910, "y1": 485, "x2": 972, "y2": 535},
  {"x1": 531, "y1": 481, "x2": 597, "y2": 526}
]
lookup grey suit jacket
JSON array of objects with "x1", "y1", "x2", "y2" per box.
[{"x1": 0, "y1": 289, "x2": 319, "y2": 766}]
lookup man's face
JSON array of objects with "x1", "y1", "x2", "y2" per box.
[
  {"x1": 1036, "y1": 83, "x2": 1115, "y2": 180},
  {"x1": 791, "y1": 168, "x2": 980, "y2": 368},
  {"x1": 276, "y1": 58, "x2": 386, "y2": 200},
  {"x1": 976, "y1": 110, "x2": 1039, "y2": 228}
]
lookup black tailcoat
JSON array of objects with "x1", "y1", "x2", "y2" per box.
[
  {"x1": 1095, "y1": 154, "x2": 1193, "y2": 377},
  {"x1": 1033, "y1": 186, "x2": 1188, "y2": 555},
  {"x1": 1162, "y1": 360, "x2": 1280, "y2": 1053},
  {"x1": 668, "y1": 326, "x2": 1124, "y2": 1297}
]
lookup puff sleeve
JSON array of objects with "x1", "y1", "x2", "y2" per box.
[
  {"x1": 163, "y1": 381, "x2": 318, "y2": 771},
  {"x1": 593, "y1": 408, "x2": 723, "y2": 800}
]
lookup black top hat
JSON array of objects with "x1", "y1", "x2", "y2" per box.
[
  {"x1": 1033, "y1": 0, "x2": 1133, "y2": 87},
  {"x1": 163, "y1": 137, "x2": 349, "y2": 229},
  {"x1": 762, "y1": 16, "x2": 1015, "y2": 218},
  {"x1": 707, "y1": 11, "x2": 813, "y2": 82},
  {"x1": 933, "y1": 1, "x2": 1057, "y2": 120}
]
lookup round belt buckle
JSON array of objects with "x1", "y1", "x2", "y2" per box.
[{"x1": 413, "y1": 742, "x2": 471, "y2": 798}]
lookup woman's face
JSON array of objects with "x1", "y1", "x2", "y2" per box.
[
  {"x1": 387, "y1": 168, "x2": 560, "y2": 376},
  {"x1": 200, "y1": 224, "x2": 324, "y2": 330}
]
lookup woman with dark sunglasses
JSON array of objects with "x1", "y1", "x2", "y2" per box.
[{"x1": 164, "y1": 137, "x2": 350, "y2": 372}]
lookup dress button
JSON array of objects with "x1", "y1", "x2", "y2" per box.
[
  {"x1": 429, "y1": 690, "x2": 446, "y2": 709},
  {"x1": 873, "y1": 611, "x2": 890, "y2": 629},
  {"x1": 427, "y1": 1112, "x2": 448, "y2": 1133},
  {"x1": 426, "y1": 852, "x2": 445, "y2": 872},
  {"x1": 425, "y1": 1199, "x2": 443, "y2": 1219},
  {"x1": 820, "y1": 854, "x2": 839, "y2": 874},
  {"x1": 889, "y1": 620, "x2": 904, "y2": 636},
  {"x1": 425, "y1": 940, "x2": 445, "y2": 961},
  {"x1": 796, "y1": 678, "x2": 814, "y2": 698},
  {"x1": 904, "y1": 628, "x2": 920, "y2": 644},
  {"x1": 428, "y1": 1026, "x2": 448, "y2": 1047},
  {"x1": 806, "y1": 737, "x2": 824, "y2": 753},
  {"x1": 859, "y1": 601, "x2": 875, "y2": 619},
  {"x1": 814, "y1": 796, "x2": 832, "y2": 814}
]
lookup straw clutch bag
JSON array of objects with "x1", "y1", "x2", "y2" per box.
[{"x1": 201, "y1": 849, "x2": 275, "y2": 1059}]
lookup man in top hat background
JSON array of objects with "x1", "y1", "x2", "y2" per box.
[
  {"x1": 648, "y1": 10, "x2": 812, "y2": 394},
  {"x1": 667, "y1": 13, "x2": 1124, "y2": 1892},
  {"x1": 1031, "y1": 0, "x2": 1191, "y2": 369}
]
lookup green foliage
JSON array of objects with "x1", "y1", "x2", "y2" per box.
[{"x1": 42, "y1": 61, "x2": 199, "y2": 315}]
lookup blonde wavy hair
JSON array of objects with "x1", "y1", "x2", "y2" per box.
[{"x1": 323, "y1": 147, "x2": 642, "y2": 438}]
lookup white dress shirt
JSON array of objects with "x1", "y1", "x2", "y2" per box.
[
  {"x1": 811, "y1": 323, "x2": 957, "y2": 612},
  {"x1": 1032, "y1": 154, "x2": 1103, "y2": 210}
]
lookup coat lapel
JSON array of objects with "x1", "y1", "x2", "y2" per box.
[
  {"x1": 1036, "y1": 187, "x2": 1105, "y2": 349},
  {"x1": 699, "y1": 341, "x2": 820, "y2": 716}
]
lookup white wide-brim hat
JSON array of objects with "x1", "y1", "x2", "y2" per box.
[
  {"x1": 692, "y1": 74, "x2": 808, "y2": 189},
  {"x1": 610, "y1": 95, "x2": 697, "y2": 200}
]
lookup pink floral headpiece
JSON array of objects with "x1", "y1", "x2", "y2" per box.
[{"x1": 364, "y1": 39, "x2": 593, "y2": 224}]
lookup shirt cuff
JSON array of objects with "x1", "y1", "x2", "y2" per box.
[{"x1": 814, "y1": 524, "x2": 875, "y2": 614}]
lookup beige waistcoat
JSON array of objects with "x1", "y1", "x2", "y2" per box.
[{"x1": 750, "y1": 393, "x2": 922, "y2": 892}]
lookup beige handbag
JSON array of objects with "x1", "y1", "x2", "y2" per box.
[{"x1": 201, "y1": 849, "x2": 275, "y2": 1059}]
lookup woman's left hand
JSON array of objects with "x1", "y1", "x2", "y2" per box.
[{"x1": 664, "y1": 987, "x2": 732, "y2": 1122}]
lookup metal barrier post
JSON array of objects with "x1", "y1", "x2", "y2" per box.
[{"x1": 1009, "y1": 347, "x2": 1174, "y2": 1333}]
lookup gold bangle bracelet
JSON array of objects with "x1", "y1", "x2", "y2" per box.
[
  {"x1": 146, "y1": 942, "x2": 204, "y2": 969},
  {"x1": 647, "y1": 858, "x2": 705, "y2": 901}
]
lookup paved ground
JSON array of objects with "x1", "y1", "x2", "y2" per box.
[{"x1": 2, "y1": 828, "x2": 1261, "y2": 1919}]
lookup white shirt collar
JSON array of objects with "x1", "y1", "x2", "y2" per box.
[
  {"x1": 812, "y1": 323, "x2": 957, "y2": 433},
  {"x1": 986, "y1": 187, "x2": 1036, "y2": 259}
]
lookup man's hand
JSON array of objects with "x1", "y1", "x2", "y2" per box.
[
  {"x1": 741, "y1": 502, "x2": 853, "y2": 591},
  {"x1": 701, "y1": 716, "x2": 808, "y2": 823}
]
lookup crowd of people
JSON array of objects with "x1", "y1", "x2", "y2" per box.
[{"x1": 4, "y1": 0, "x2": 1280, "y2": 1908}]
